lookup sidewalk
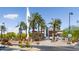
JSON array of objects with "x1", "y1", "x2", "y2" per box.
[
  {"x1": 8, "y1": 46, "x2": 40, "y2": 51},
  {"x1": 31, "y1": 40, "x2": 71, "y2": 47}
]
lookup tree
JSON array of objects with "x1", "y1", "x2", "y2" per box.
[
  {"x1": 30, "y1": 12, "x2": 45, "y2": 32},
  {"x1": 49, "y1": 18, "x2": 61, "y2": 40},
  {"x1": 16, "y1": 21, "x2": 27, "y2": 31},
  {"x1": 62, "y1": 31, "x2": 68, "y2": 38},
  {"x1": 40, "y1": 20, "x2": 46, "y2": 33},
  {"x1": 16, "y1": 21, "x2": 27, "y2": 39},
  {"x1": 30, "y1": 13, "x2": 38, "y2": 32},
  {"x1": 0, "y1": 23, "x2": 6, "y2": 39},
  {"x1": 35, "y1": 13, "x2": 43, "y2": 32},
  {"x1": 30, "y1": 19, "x2": 36, "y2": 32}
]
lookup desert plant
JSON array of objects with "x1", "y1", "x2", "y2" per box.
[
  {"x1": 26, "y1": 41, "x2": 30, "y2": 48},
  {"x1": 19, "y1": 40, "x2": 23, "y2": 48}
]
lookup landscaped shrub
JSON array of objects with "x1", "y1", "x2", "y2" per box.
[
  {"x1": 32, "y1": 32, "x2": 43, "y2": 41},
  {"x1": 26, "y1": 41, "x2": 30, "y2": 48},
  {"x1": 1, "y1": 39, "x2": 12, "y2": 45},
  {"x1": 19, "y1": 40, "x2": 23, "y2": 48},
  {"x1": 32, "y1": 32, "x2": 41, "y2": 41},
  {"x1": 71, "y1": 38, "x2": 78, "y2": 43},
  {"x1": 29, "y1": 33, "x2": 32, "y2": 37}
]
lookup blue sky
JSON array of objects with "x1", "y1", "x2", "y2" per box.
[
  {"x1": 0, "y1": 7, "x2": 26, "y2": 33},
  {"x1": 0, "y1": 7, "x2": 79, "y2": 33},
  {"x1": 30, "y1": 7, "x2": 79, "y2": 30}
]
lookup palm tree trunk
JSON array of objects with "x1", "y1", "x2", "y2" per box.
[
  {"x1": 32, "y1": 27, "x2": 35, "y2": 33},
  {"x1": 53, "y1": 24, "x2": 55, "y2": 41},
  {"x1": 41, "y1": 27, "x2": 42, "y2": 34}
]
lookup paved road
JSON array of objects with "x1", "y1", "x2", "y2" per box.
[
  {"x1": 0, "y1": 47, "x2": 20, "y2": 51},
  {"x1": 31, "y1": 45, "x2": 79, "y2": 51},
  {"x1": 0, "y1": 40, "x2": 79, "y2": 51},
  {"x1": 0, "y1": 45, "x2": 79, "y2": 51},
  {"x1": 31, "y1": 40, "x2": 79, "y2": 51}
]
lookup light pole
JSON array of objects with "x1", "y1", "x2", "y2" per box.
[
  {"x1": 69, "y1": 12, "x2": 73, "y2": 33},
  {"x1": 68, "y1": 12, "x2": 73, "y2": 43}
]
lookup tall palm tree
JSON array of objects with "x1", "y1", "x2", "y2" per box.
[
  {"x1": 30, "y1": 19, "x2": 36, "y2": 33},
  {"x1": 30, "y1": 13, "x2": 36, "y2": 33},
  {"x1": 30, "y1": 12, "x2": 45, "y2": 32},
  {"x1": 16, "y1": 21, "x2": 27, "y2": 39},
  {"x1": 49, "y1": 18, "x2": 61, "y2": 41},
  {"x1": 34, "y1": 13, "x2": 43, "y2": 32},
  {"x1": 16, "y1": 21, "x2": 27, "y2": 47}
]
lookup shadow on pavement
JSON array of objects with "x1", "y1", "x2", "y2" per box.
[
  {"x1": 31, "y1": 45, "x2": 79, "y2": 51},
  {"x1": 0, "y1": 45, "x2": 79, "y2": 51}
]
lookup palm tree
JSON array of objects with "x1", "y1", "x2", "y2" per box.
[
  {"x1": 30, "y1": 12, "x2": 45, "y2": 32},
  {"x1": 0, "y1": 23, "x2": 6, "y2": 39},
  {"x1": 49, "y1": 18, "x2": 61, "y2": 41},
  {"x1": 16, "y1": 21, "x2": 27, "y2": 47},
  {"x1": 30, "y1": 19, "x2": 36, "y2": 33},
  {"x1": 30, "y1": 13, "x2": 36, "y2": 33},
  {"x1": 34, "y1": 13, "x2": 43, "y2": 32},
  {"x1": 16, "y1": 21, "x2": 27, "y2": 33},
  {"x1": 16, "y1": 21, "x2": 27, "y2": 39}
]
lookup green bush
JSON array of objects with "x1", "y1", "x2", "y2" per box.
[
  {"x1": 26, "y1": 41, "x2": 30, "y2": 48},
  {"x1": 71, "y1": 38, "x2": 78, "y2": 43}
]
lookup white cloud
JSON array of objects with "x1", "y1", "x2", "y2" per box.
[
  {"x1": 7, "y1": 27, "x2": 26, "y2": 34},
  {"x1": 3, "y1": 14, "x2": 19, "y2": 20},
  {"x1": 7, "y1": 27, "x2": 19, "y2": 33}
]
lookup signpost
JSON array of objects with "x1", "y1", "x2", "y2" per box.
[
  {"x1": 68, "y1": 34, "x2": 72, "y2": 38},
  {"x1": 67, "y1": 34, "x2": 72, "y2": 44}
]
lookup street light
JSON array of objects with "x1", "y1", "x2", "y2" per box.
[
  {"x1": 68, "y1": 12, "x2": 73, "y2": 43},
  {"x1": 69, "y1": 12, "x2": 73, "y2": 33}
]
